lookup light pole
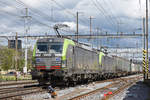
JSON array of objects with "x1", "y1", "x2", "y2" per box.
[
  {"x1": 76, "y1": 12, "x2": 79, "y2": 42},
  {"x1": 21, "y1": 8, "x2": 31, "y2": 74},
  {"x1": 146, "y1": 0, "x2": 149, "y2": 79}
]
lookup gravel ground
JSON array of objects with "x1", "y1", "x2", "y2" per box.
[
  {"x1": 110, "y1": 80, "x2": 150, "y2": 100},
  {"x1": 22, "y1": 82, "x2": 112, "y2": 100},
  {"x1": 22, "y1": 74, "x2": 145, "y2": 100},
  {"x1": 22, "y1": 80, "x2": 150, "y2": 100}
]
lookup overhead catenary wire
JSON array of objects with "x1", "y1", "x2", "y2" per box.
[
  {"x1": 15, "y1": 0, "x2": 102, "y2": 35},
  {"x1": 15, "y1": 0, "x2": 74, "y2": 31},
  {"x1": 0, "y1": 0, "x2": 55, "y2": 36},
  {"x1": 126, "y1": 0, "x2": 143, "y2": 33},
  {"x1": 49, "y1": 1, "x2": 89, "y2": 35},
  {"x1": 0, "y1": 6, "x2": 23, "y2": 26},
  {"x1": 102, "y1": 0, "x2": 120, "y2": 25},
  {"x1": 0, "y1": 0, "x2": 92, "y2": 34},
  {"x1": 49, "y1": 0, "x2": 89, "y2": 25},
  {"x1": 127, "y1": 1, "x2": 143, "y2": 34},
  {"x1": 138, "y1": 0, "x2": 143, "y2": 32},
  {"x1": 0, "y1": 1, "x2": 144, "y2": 39},
  {"x1": 91, "y1": 0, "x2": 116, "y2": 31},
  {"x1": 14, "y1": 0, "x2": 76, "y2": 34},
  {"x1": 0, "y1": 1, "x2": 22, "y2": 17},
  {"x1": 104, "y1": 0, "x2": 124, "y2": 33},
  {"x1": 47, "y1": 0, "x2": 74, "y2": 22},
  {"x1": 0, "y1": 1, "x2": 19, "y2": 10},
  {"x1": 95, "y1": 0, "x2": 117, "y2": 28},
  {"x1": 15, "y1": 0, "x2": 56, "y2": 23},
  {"x1": 0, "y1": 1, "x2": 51, "y2": 28}
]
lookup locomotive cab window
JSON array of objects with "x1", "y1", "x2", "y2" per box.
[
  {"x1": 49, "y1": 42, "x2": 63, "y2": 53},
  {"x1": 37, "y1": 42, "x2": 48, "y2": 52}
]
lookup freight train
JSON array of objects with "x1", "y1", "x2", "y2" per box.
[{"x1": 31, "y1": 38, "x2": 142, "y2": 86}]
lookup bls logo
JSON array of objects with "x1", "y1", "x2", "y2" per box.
[
  {"x1": 36, "y1": 58, "x2": 41, "y2": 62},
  {"x1": 56, "y1": 57, "x2": 61, "y2": 61}
]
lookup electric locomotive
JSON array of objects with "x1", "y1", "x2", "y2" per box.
[
  {"x1": 31, "y1": 37, "x2": 142, "y2": 85},
  {"x1": 32, "y1": 38, "x2": 103, "y2": 85}
]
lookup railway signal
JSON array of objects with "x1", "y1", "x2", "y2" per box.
[{"x1": 145, "y1": 0, "x2": 149, "y2": 80}]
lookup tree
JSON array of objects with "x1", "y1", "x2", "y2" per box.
[
  {"x1": 0, "y1": 47, "x2": 14, "y2": 71},
  {"x1": 0, "y1": 46, "x2": 34, "y2": 72}
]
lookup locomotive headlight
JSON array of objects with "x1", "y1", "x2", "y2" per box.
[{"x1": 62, "y1": 64, "x2": 65, "y2": 68}]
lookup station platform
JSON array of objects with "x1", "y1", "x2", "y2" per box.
[
  {"x1": 110, "y1": 80, "x2": 150, "y2": 100},
  {"x1": 144, "y1": 79, "x2": 150, "y2": 87}
]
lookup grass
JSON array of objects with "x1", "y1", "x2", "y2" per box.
[{"x1": 0, "y1": 74, "x2": 32, "y2": 81}]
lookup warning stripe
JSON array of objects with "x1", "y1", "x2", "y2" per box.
[
  {"x1": 146, "y1": 60, "x2": 149, "y2": 72},
  {"x1": 143, "y1": 49, "x2": 147, "y2": 53},
  {"x1": 143, "y1": 50, "x2": 146, "y2": 74}
]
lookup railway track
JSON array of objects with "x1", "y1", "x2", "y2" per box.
[
  {"x1": 0, "y1": 82, "x2": 39, "y2": 91},
  {"x1": 0, "y1": 75, "x2": 142, "y2": 100},
  {"x1": 0, "y1": 86, "x2": 40, "y2": 94},
  {"x1": 0, "y1": 80, "x2": 45, "y2": 100},
  {"x1": 0, "y1": 87, "x2": 46, "y2": 100},
  {"x1": 49, "y1": 75, "x2": 142, "y2": 100},
  {"x1": 0, "y1": 80, "x2": 38, "y2": 87}
]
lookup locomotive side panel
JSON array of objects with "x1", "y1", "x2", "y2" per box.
[
  {"x1": 73, "y1": 46, "x2": 99, "y2": 74},
  {"x1": 116, "y1": 57, "x2": 123, "y2": 73},
  {"x1": 66, "y1": 45, "x2": 74, "y2": 70},
  {"x1": 102, "y1": 56, "x2": 116, "y2": 74}
]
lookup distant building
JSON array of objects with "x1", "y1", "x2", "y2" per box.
[{"x1": 8, "y1": 40, "x2": 22, "y2": 50}]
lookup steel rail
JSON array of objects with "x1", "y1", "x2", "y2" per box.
[
  {"x1": 0, "y1": 88, "x2": 45, "y2": 100},
  {"x1": 0, "y1": 80, "x2": 37, "y2": 87}
]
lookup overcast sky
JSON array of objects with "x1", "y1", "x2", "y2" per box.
[{"x1": 0, "y1": 0, "x2": 148, "y2": 48}]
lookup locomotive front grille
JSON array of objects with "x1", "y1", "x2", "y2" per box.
[{"x1": 35, "y1": 57, "x2": 62, "y2": 70}]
